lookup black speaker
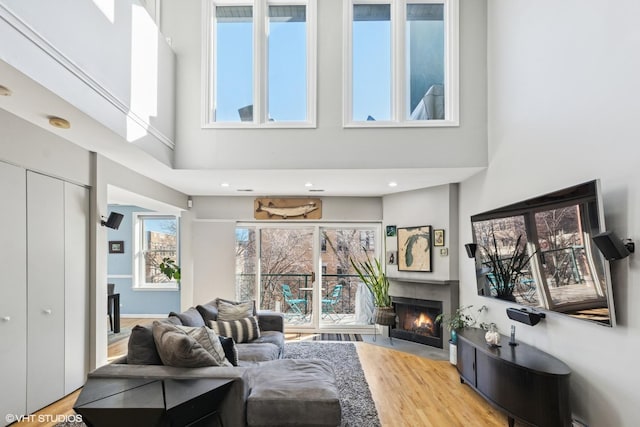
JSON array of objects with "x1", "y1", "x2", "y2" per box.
[
  {"x1": 102, "y1": 212, "x2": 124, "y2": 230},
  {"x1": 464, "y1": 243, "x2": 477, "y2": 258},
  {"x1": 506, "y1": 307, "x2": 545, "y2": 326},
  {"x1": 592, "y1": 231, "x2": 634, "y2": 261}
]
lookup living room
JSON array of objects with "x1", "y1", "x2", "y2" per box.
[{"x1": 1, "y1": 0, "x2": 639, "y2": 426}]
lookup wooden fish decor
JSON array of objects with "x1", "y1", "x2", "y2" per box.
[{"x1": 254, "y1": 198, "x2": 322, "y2": 220}]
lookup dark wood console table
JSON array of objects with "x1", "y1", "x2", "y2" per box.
[{"x1": 456, "y1": 328, "x2": 571, "y2": 427}]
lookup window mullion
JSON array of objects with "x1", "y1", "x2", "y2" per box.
[
  {"x1": 254, "y1": 0, "x2": 265, "y2": 124},
  {"x1": 392, "y1": 0, "x2": 403, "y2": 122}
]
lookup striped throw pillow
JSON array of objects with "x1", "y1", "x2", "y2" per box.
[{"x1": 209, "y1": 316, "x2": 261, "y2": 343}]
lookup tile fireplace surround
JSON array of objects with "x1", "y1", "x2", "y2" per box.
[{"x1": 388, "y1": 278, "x2": 459, "y2": 350}]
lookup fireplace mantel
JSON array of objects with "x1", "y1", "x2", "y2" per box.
[{"x1": 388, "y1": 277, "x2": 457, "y2": 286}]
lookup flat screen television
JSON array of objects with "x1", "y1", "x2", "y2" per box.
[{"x1": 470, "y1": 179, "x2": 616, "y2": 326}]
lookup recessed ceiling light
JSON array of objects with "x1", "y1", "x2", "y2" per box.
[
  {"x1": 221, "y1": 182, "x2": 230, "y2": 188},
  {"x1": 237, "y1": 189, "x2": 254, "y2": 192},
  {"x1": 304, "y1": 182, "x2": 313, "y2": 187},
  {"x1": 48, "y1": 116, "x2": 71, "y2": 129},
  {"x1": 309, "y1": 189, "x2": 325, "y2": 192},
  {"x1": 388, "y1": 181, "x2": 398, "y2": 187},
  {"x1": 0, "y1": 85, "x2": 12, "y2": 96}
]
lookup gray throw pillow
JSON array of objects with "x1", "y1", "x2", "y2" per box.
[
  {"x1": 209, "y1": 316, "x2": 261, "y2": 344},
  {"x1": 152, "y1": 321, "x2": 231, "y2": 368},
  {"x1": 216, "y1": 298, "x2": 257, "y2": 316},
  {"x1": 196, "y1": 303, "x2": 219, "y2": 322},
  {"x1": 127, "y1": 324, "x2": 162, "y2": 365},
  {"x1": 217, "y1": 299, "x2": 254, "y2": 321},
  {"x1": 169, "y1": 307, "x2": 205, "y2": 327}
]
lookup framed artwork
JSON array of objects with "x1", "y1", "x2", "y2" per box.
[
  {"x1": 109, "y1": 240, "x2": 124, "y2": 254},
  {"x1": 397, "y1": 226, "x2": 432, "y2": 272},
  {"x1": 386, "y1": 250, "x2": 398, "y2": 265},
  {"x1": 433, "y1": 229, "x2": 445, "y2": 246},
  {"x1": 386, "y1": 225, "x2": 397, "y2": 237}
]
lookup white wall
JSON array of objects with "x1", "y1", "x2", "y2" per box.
[
  {"x1": 0, "y1": 0, "x2": 176, "y2": 164},
  {"x1": 161, "y1": 0, "x2": 488, "y2": 171},
  {"x1": 458, "y1": 1, "x2": 640, "y2": 425},
  {"x1": 188, "y1": 196, "x2": 382, "y2": 307},
  {"x1": 383, "y1": 184, "x2": 459, "y2": 282}
]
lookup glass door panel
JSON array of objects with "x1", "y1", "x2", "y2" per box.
[
  {"x1": 259, "y1": 227, "x2": 315, "y2": 328},
  {"x1": 319, "y1": 227, "x2": 377, "y2": 329}
]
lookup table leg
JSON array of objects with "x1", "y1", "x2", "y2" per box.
[{"x1": 113, "y1": 294, "x2": 120, "y2": 333}]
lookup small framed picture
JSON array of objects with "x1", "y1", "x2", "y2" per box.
[
  {"x1": 386, "y1": 225, "x2": 397, "y2": 237},
  {"x1": 433, "y1": 229, "x2": 445, "y2": 247},
  {"x1": 386, "y1": 251, "x2": 398, "y2": 265},
  {"x1": 109, "y1": 240, "x2": 124, "y2": 254}
]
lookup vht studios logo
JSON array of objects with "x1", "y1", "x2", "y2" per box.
[{"x1": 5, "y1": 413, "x2": 83, "y2": 423}]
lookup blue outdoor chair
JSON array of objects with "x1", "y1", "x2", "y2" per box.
[
  {"x1": 321, "y1": 284, "x2": 343, "y2": 320},
  {"x1": 281, "y1": 284, "x2": 307, "y2": 317}
]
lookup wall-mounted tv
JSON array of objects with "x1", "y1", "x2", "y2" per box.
[{"x1": 470, "y1": 179, "x2": 616, "y2": 326}]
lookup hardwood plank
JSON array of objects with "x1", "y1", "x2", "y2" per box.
[{"x1": 16, "y1": 322, "x2": 512, "y2": 426}]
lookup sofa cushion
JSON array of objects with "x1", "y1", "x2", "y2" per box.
[
  {"x1": 209, "y1": 316, "x2": 261, "y2": 344},
  {"x1": 217, "y1": 299, "x2": 255, "y2": 321},
  {"x1": 250, "y1": 331, "x2": 285, "y2": 356},
  {"x1": 196, "y1": 303, "x2": 219, "y2": 322},
  {"x1": 169, "y1": 307, "x2": 205, "y2": 327},
  {"x1": 127, "y1": 324, "x2": 162, "y2": 365},
  {"x1": 152, "y1": 321, "x2": 231, "y2": 368},
  {"x1": 218, "y1": 336, "x2": 239, "y2": 366},
  {"x1": 236, "y1": 343, "x2": 281, "y2": 363}
]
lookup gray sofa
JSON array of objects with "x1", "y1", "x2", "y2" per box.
[{"x1": 90, "y1": 300, "x2": 287, "y2": 426}]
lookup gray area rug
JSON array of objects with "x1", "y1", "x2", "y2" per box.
[{"x1": 284, "y1": 341, "x2": 381, "y2": 427}]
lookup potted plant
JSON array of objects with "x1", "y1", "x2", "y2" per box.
[
  {"x1": 350, "y1": 252, "x2": 395, "y2": 326},
  {"x1": 435, "y1": 305, "x2": 487, "y2": 344},
  {"x1": 480, "y1": 233, "x2": 535, "y2": 301},
  {"x1": 159, "y1": 257, "x2": 181, "y2": 282}
]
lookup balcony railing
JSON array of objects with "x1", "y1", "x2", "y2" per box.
[{"x1": 236, "y1": 273, "x2": 364, "y2": 314}]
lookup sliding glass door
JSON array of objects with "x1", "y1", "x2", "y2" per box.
[{"x1": 235, "y1": 223, "x2": 380, "y2": 332}]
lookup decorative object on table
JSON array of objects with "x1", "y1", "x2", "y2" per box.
[
  {"x1": 350, "y1": 252, "x2": 394, "y2": 327},
  {"x1": 509, "y1": 324, "x2": 518, "y2": 346},
  {"x1": 433, "y1": 229, "x2": 445, "y2": 246},
  {"x1": 478, "y1": 232, "x2": 535, "y2": 301},
  {"x1": 254, "y1": 197, "x2": 322, "y2": 220},
  {"x1": 159, "y1": 257, "x2": 181, "y2": 281},
  {"x1": 386, "y1": 250, "x2": 397, "y2": 265},
  {"x1": 484, "y1": 323, "x2": 500, "y2": 346},
  {"x1": 397, "y1": 225, "x2": 432, "y2": 272},
  {"x1": 108, "y1": 240, "x2": 124, "y2": 254},
  {"x1": 435, "y1": 304, "x2": 487, "y2": 344},
  {"x1": 386, "y1": 225, "x2": 397, "y2": 237}
]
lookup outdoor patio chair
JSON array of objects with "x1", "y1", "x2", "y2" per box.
[
  {"x1": 321, "y1": 284, "x2": 343, "y2": 321},
  {"x1": 281, "y1": 284, "x2": 307, "y2": 318}
]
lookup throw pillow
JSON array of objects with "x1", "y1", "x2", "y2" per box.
[
  {"x1": 218, "y1": 336, "x2": 239, "y2": 366},
  {"x1": 217, "y1": 299, "x2": 254, "y2": 321},
  {"x1": 209, "y1": 316, "x2": 261, "y2": 344},
  {"x1": 152, "y1": 321, "x2": 231, "y2": 368},
  {"x1": 127, "y1": 324, "x2": 162, "y2": 365},
  {"x1": 196, "y1": 303, "x2": 219, "y2": 322},
  {"x1": 216, "y1": 298, "x2": 257, "y2": 316},
  {"x1": 168, "y1": 307, "x2": 205, "y2": 327}
]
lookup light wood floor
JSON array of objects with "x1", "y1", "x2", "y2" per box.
[{"x1": 15, "y1": 318, "x2": 510, "y2": 427}]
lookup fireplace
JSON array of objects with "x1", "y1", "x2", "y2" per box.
[{"x1": 390, "y1": 296, "x2": 443, "y2": 348}]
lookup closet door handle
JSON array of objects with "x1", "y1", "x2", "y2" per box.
[
  {"x1": 43, "y1": 309, "x2": 52, "y2": 315},
  {"x1": 1, "y1": 316, "x2": 10, "y2": 322}
]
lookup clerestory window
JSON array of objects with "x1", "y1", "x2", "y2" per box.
[
  {"x1": 203, "y1": 0, "x2": 317, "y2": 128},
  {"x1": 344, "y1": 0, "x2": 459, "y2": 127}
]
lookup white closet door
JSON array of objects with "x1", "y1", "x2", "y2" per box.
[
  {"x1": 26, "y1": 172, "x2": 65, "y2": 413},
  {"x1": 0, "y1": 162, "x2": 27, "y2": 420},
  {"x1": 64, "y1": 182, "x2": 89, "y2": 394}
]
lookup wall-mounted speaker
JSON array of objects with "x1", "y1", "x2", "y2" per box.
[
  {"x1": 101, "y1": 212, "x2": 124, "y2": 230},
  {"x1": 592, "y1": 231, "x2": 634, "y2": 261},
  {"x1": 506, "y1": 307, "x2": 546, "y2": 326},
  {"x1": 464, "y1": 243, "x2": 477, "y2": 258}
]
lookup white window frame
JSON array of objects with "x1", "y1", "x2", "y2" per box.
[
  {"x1": 202, "y1": 0, "x2": 317, "y2": 128},
  {"x1": 133, "y1": 212, "x2": 180, "y2": 291},
  {"x1": 343, "y1": 0, "x2": 459, "y2": 127}
]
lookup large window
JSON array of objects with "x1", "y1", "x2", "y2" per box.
[
  {"x1": 344, "y1": 0, "x2": 458, "y2": 126},
  {"x1": 204, "y1": 0, "x2": 317, "y2": 127},
  {"x1": 134, "y1": 214, "x2": 179, "y2": 289}
]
